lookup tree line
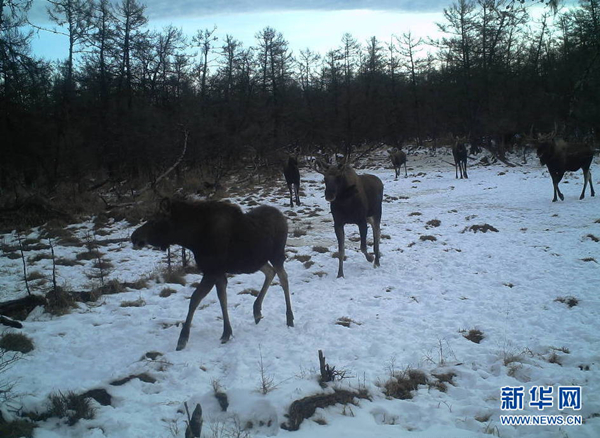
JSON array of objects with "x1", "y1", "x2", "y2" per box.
[{"x1": 1, "y1": 0, "x2": 599, "y2": 198}]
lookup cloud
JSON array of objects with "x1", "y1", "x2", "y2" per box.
[{"x1": 129, "y1": 0, "x2": 450, "y2": 20}]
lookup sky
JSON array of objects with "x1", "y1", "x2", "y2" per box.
[
  {"x1": 27, "y1": 0, "x2": 576, "y2": 63},
  {"x1": 27, "y1": 0, "x2": 455, "y2": 62}
]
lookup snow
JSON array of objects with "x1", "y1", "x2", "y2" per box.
[{"x1": 1, "y1": 148, "x2": 599, "y2": 438}]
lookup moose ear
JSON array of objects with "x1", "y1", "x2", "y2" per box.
[{"x1": 159, "y1": 198, "x2": 172, "y2": 214}]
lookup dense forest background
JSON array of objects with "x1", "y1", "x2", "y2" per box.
[{"x1": 1, "y1": 0, "x2": 599, "y2": 206}]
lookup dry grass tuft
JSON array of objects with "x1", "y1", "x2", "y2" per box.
[
  {"x1": 0, "y1": 333, "x2": 34, "y2": 353},
  {"x1": 462, "y1": 329, "x2": 485, "y2": 344},
  {"x1": 383, "y1": 369, "x2": 428, "y2": 400}
]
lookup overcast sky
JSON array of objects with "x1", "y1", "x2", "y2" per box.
[{"x1": 27, "y1": 0, "x2": 570, "y2": 61}]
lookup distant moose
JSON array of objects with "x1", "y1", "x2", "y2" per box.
[
  {"x1": 283, "y1": 156, "x2": 301, "y2": 207},
  {"x1": 131, "y1": 198, "x2": 294, "y2": 350},
  {"x1": 388, "y1": 148, "x2": 408, "y2": 179},
  {"x1": 317, "y1": 162, "x2": 384, "y2": 278},
  {"x1": 452, "y1": 137, "x2": 469, "y2": 179},
  {"x1": 535, "y1": 134, "x2": 595, "y2": 202}
]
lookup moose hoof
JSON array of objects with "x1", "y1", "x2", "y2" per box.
[
  {"x1": 220, "y1": 333, "x2": 232, "y2": 344},
  {"x1": 176, "y1": 337, "x2": 188, "y2": 351},
  {"x1": 254, "y1": 315, "x2": 263, "y2": 324},
  {"x1": 365, "y1": 254, "x2": 374, "y2": 263}
]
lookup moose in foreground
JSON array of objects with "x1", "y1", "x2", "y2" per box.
[
  {"x1": 388, "y1": 148, "x2": 408, "y2": 179},
  {"x1": 452, "y1": 138, "x2": 469, "y2": 179},
  {"x1": 535, "y1": 135, "x2": 595, "y2": 202},
  {"x1": 131, "y1": 198, "x2": 294, "y2": 350},
  {"x1": 317, "y1": 162, "x2": 384, "y2": 278},
  {"x1": 283, "y1": 156, "x2": 301, "y2": 207}
]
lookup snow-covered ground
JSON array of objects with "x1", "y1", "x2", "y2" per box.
[{"x1": 1, "y1": 148, "x2": 599, "y2": 438}]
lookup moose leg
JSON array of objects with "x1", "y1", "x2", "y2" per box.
[
  {"x1": 215, "y1": 274, "x2": 233, "y2": 343},
  {"x1": 294, "y1": 183, "x2": 301, "y2": 206},
  {"x1": 334, "y1": 224, "x2": 345, "y2": 278},
  {"x1": 580, "y1": 168, "x2": 589, "y2": 200},
  {"x1": 404, "y1": 162, "x2": 408, "y2": 178},
  {"x1": 253, "y1": 264, "x2": 276, "y2": 324},
  {"x1": 273, "y1": 263, "x2": 294, "y2": 327},
  {"x1": 177, "y1": 275, "x2": 216, "y2": 351},
  {"x1": 368, "y1": 217, "x2": 381, "y2": 267},
  {"x1": 551, "y1": 171, "x2": 564, "y2": 201},
  {"x1": 589, "y1": 170, "x2": 595, "y2": 197},
  {"x1": 463, "y1": 160, "x2": 468, "y2": 179},
  {"x1": 287, "y1": 184, "x2": 294, "y2": 208},
  {"x1": 359, "y1": 221, "x2": 374, "y2": 263},
  {"x1": 455, "y1": 163, "x2": 459, "y2": 179}
]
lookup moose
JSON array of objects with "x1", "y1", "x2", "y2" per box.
[
  {"x1": 317, "y1": 162, "x2": 384, "y2": 278},
  {"x1": 535, "y1": 135, "x2": 595, "y2": 202},
  {"x1": 131, "y1": 198, "x2": 294, "y2": 350},
  {"x1": 283, "y1": 156, "x2": 301, "y2": 207},
  {"x1": 388, "y1": 148, "x2": 408, "y2": 179},
  {"x1": 452, "y1": 138, "x2": 469, "y2": 179}
]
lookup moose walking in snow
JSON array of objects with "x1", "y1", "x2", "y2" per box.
[
  {"x1": 131, "y1": 198, "x2": 294, "y2": 350},
  {"x1": 452, "y1": 138, "x2": 469, "y2": 179},
  {"x1": 317, "y1": 162, "x2": 384, "y2": 278},
  {"x1": 388, "y1": 148, "x2": 408, "y2": 179},
  {"x1": 283, "y1": 156, "x2": 301, "y2": 207},
  {"x1": 535, "y1": 134, "x2": 595, "y2": 202}
]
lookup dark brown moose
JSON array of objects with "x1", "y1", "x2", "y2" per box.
[
  {"x1": 536, "y1": 135, "x2": 595, "y2": 202},
  {"x1": 388, "y1": 148, "x2": 407, "y2": 179},
  {"x1": 318, "y1": 163, "x2": 384, "y2": 278},
  {"x1": 283, "y1": 156, "x2": 301, "y2": 207},
  {"x1": 452, "y1": 138, "x2": 469, "y2": 179},
  {"x1": 131, "y1": 198, "x2": 294, "y2": 350}
]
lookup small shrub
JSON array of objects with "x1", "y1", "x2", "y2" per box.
[
  {"x1": 76, "y1": 251, "x2": 99, "y2": 261},
  {"x1": 26, "y1": 271, "x2": 45, "y2": 282},
  {"x1": 45, "y1": 287, "x2": 77, "y2": 316},
  {"x1": 27, "y1": 253, "x2": 52, "y2": 263},
  {"x1": 292, "y1": 255, "x2": 311, "y2": 263},
  {"x1": 55, "y1": 257, "x2": 82, "y2": 267},
  {"x1": 335, "y1": 317, "x2": 361, "y2": 328},
  {"x1": 93, "y1": 260, "x2": 114, "y2": 271},
  {"x1": 426, "y1": 219, "x2": 441, "y2": 228},
  {"x1": 120, "y1": 297, "x2": 146, "y2": 307},
  {"x1": 46, "y1": 391, "x2": 95, "y2": 425},
  {"x1": 383, "y1": 369, "x2": 428, "y2": 400},
  {"x1": 162, "y1": 269, "x2": 187, "y2": 286},
  {"x1": 547, "y1": 352, "x2": 562, "y2": 366},
  {"x1": 292, "y1": 228, "x2": 307, "y2": 238},
  {"x1": 126, "y1": 278, "x2": 149, "y2": 290},
  {"x1": 238, "y1": 288, "x2": 259, "y2": 297},
  {"x1": 0, "y1": 420, "x2": 36, "y2": 438},
  {"x1": 0, "y1": 333, "x2": 34, "y2": 353},
  {"x1": 160, "y1": 287, "x2": 177, "y2": 298},
  {"x1": 462, "y1": 329, "x2": 484, "y2": 344}
]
